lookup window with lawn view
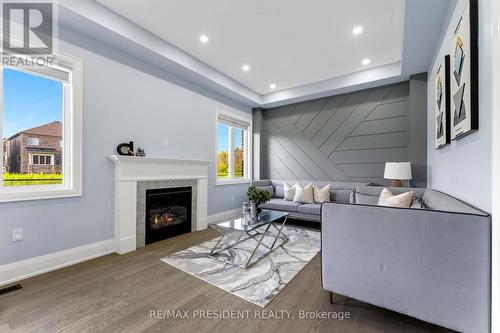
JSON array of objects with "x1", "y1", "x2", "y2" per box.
[
  {"x1": 0, "y1": 55, "x2": 82, "y2": 200},
  {"x1": 217, "y1": 115, "x2": 250, "y2": 182},
  {"x1": 2, "y1": 68, "x2": 63, "y2": 186}
]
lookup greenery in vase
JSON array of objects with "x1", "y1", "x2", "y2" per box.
[{"x1": 247, "y1": 185, "x2": 272, "y2": 207}]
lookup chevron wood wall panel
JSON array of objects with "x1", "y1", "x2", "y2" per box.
[{"x1": 260, "y1": 82, "x2": 414, "y2": 185}]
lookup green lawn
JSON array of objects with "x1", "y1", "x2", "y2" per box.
[{"x1": 3, "y1": 172, "x2": 63, "y2": 186}]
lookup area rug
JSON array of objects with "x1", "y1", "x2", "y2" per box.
[{"x1": 161, "y1": 226, "x2": 320, "y2": 307}]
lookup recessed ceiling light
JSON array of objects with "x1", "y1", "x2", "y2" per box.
[
  {"x1": 361, "y1": 58, "x2": 371, "y2": 66},
  {"x1": 352, "y1": 26, "x2": 363, "y2": 35},
  {"x1": 269, "y1": 83, "x2": 276, "y2": 89},
  {"x1": 199, "y1": 35, "x2": 209, "y2": 43},
  {"x1": 242, "y1": 64, "x2": 250, "y2": 72}
]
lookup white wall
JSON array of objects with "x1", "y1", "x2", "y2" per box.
[
  {"x1": 0, "y1": 29, "x2": 251, "y2": 265},
  {"x1": 427, "y1": 0, "x2": 492, "y2": 212}
]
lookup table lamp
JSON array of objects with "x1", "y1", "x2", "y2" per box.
[{"x1": 384, "y1": 162, "x2": 412, "y2": 187}]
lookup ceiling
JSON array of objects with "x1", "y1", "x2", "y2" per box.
[{"x1": 96, "y1": 0, "x2": 405, "y2": 95}]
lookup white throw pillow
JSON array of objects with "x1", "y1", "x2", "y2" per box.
[
  {"x1": 294, "y1": 184, "x2": 315, "y2": 204},
  {"x1": 283, "y1": 182, "x2": 297, "y2": 201},
  {"x1": 378, "y1": 188, "x2": 413, "y2": 208},
  {"x1": 313, "y1": 184, "x2": 331, "y2": 203}
]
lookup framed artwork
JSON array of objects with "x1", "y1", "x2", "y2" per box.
[
  {"x1": 449, "y1": 0, "x2": 478, "y2": 140},
  {"x1": 435, "y1": 55, "x2": 451, "y2": 149}
]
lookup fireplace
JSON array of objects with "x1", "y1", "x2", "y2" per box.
[{"x1": 145, "y1": 187, "x2": 192, "y2": 245}]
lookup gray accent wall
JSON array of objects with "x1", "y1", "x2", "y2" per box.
[{"x1": 254, "y1": 77, "x2": 427, "y2": 186}]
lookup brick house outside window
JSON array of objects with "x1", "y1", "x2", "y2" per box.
[{"x1": 5, "y1": 121, "x2": 62, "y2": 174}]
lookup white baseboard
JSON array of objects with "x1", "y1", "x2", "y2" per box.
[
  {"x1": 0, "y1": 239, "x2": 115, "y2": 287},
  {"x1": 116, "y1": 235, "x2": 136, "y2": 255},
  {"x1": 207, "y1": 208, "x2": 241, "y2": 224},
  {"x1": 0, "y1": 208, "x2": 242, "y2": 286}
]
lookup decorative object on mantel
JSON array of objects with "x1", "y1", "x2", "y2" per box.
[
  {"x1": 247, "y1": 185, "x2": 272, "y2": 214},
  {"x1": 435, "y1": 55, "x2": 451, "y2": 149},
  {"x1": 116, "y1": 141, "x2": 135, "y2": 156},
  {"x1": 384, "y1": 162, "x2": 412, "y2": 187},
  {"x1": 449, "y1": 0, "x2": 478, "y2": 140},
  {"x1": 135, "y1": 147, "x2": 146, "y2": 157}
]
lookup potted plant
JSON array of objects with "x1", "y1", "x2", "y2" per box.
[{"x1": 247, "y1": 185, "x2": 272, "y2": 214}]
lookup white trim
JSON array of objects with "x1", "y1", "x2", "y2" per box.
[
  {"x1": 0, "y1": 239, "x2": 115, "y2": 287},
  {"x1": 491, "y1": 0, "x2": 500, "y2": 330},
  {"x1": 206, "y1": 208, "x2": 242, "y2": 224},
  {"x1": 215, "y1": 109, "x2": 253, "y2": 185},
  {"x1": 109, "y1": 155, "x2": 209, "y2": 254},
  {"x1": 215, "y1": 179, "x2": 250, "y2": 186},
  {"x1": 0, "y1": 51, "x2": 83, "y2": 202},
  {"x1": 108, "y1": 155, "x2": 211, "y2": 166}
]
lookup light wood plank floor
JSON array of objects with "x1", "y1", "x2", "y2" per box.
[{"x1": 0, "y1": 228, "x2": 454, "y2": 333}]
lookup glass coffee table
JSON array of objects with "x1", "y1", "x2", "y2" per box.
[{"x1": 208, "y1": 210, "x2": 289, "y2": 269}]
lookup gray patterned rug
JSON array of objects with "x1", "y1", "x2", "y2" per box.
[{"x1": 161, "y1": 226, "x2": 320, "y2": 307}]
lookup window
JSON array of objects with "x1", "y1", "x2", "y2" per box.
[
  {"x1": 216, "y1": 113, "x2": 251, "y2": 184},
  {"x1": 27, "y1": 137, "x2": 39, "y2": 146},
  {"x1": 0, "y1": 53, "x2": 82, "y2": 202},
  {"x1": 31, "y1": 154, "x2": 53, "y2": 165}
]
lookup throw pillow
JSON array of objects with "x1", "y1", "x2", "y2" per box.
[
  {"x1": 294, "y1": 183, "x2": 314, "y2": 204},
  {"x1": 378, "y1": 188, "x2": 414, "y2": 208},
  {"x1": 283, "y1": 182, "x2": 297, "y2": 201},
  {"x1": 313, "y1": 184, "x2": 331, "y2": 203}
]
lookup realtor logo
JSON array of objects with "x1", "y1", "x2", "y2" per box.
[{"x1": 2, "y1": 1, "x2": 54, "y2": 55}]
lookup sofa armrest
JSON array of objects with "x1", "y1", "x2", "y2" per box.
[{"x1": 321, "y1": 202, "x2": 490, "y2": 333}]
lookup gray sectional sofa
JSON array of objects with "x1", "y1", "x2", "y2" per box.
[
  {"x1": 251, "y1": 179, "x2": 370, "y2": 222},
  {"x1": 322, "y1": 186, "x2": 491, "y2": 333}
]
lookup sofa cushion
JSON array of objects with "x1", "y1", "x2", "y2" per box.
[
  {"x1": 258, "y1": 185, "x2": 274, "y2": 197},
  {"x1": 271, "y1": 180, "x2": 371, "y2": 202},
  {"x1": 298, "y1": 203, "x2": 321, "y2": 215},
  {"x1": 422, "y1": 190, "x2": 485, "y2": 215},
  {"x1": 378, "y1": 188, "x2": 413, "y2": 208},
  {"x1": 260, "y1": 198, "x2": 301, "y2": 212},
  {"x1": 274, "y1": 185, "x2": 284, "y2": 198},
  {"x1": 354, "y1": 186, "x2": 426, "y2": 199},
  {"x1": 353, "y1": 191, "x2": 379, "y2": 205},
  {"x1": 331, "y1": 189, "x2": 351, "y2": 203},
  {"x1": 313, "y1": 184, "x2": 331, "y2": 203},
  {"x1": 284, "y1": 182, "x2": 297, "y2": 201},
  {"x1": 294, "y1": 183, "x2": 314, "y2": 204}
]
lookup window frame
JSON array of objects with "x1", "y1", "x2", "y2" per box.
[
  {"x1": 0, "y1": 52, "x2": 83, "y2": 202},
  {"x1": 215, "y1": 110, "x2": 252, "y2": 186},
  {"x1": 30, "y1": 153, "x2": 55, "y2": 166},
  {"x1": 26, "y1": 137, "x2": 40, "y2": 146}
]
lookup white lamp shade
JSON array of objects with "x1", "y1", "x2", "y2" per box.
[{"x1": 384, "y1": 162, "x2": 412, "y2": 180}]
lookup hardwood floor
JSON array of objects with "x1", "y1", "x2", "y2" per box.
[{"x1": 0, "y1": 228, "x2": 454, "y2": 333}]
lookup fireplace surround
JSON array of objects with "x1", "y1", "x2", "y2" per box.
[
  {"x1": 109, "y1": 155, "x2": 209, "y2": 254},
  {"x1": 137, "y1": 179, "x2": 197, "y2": 247}
]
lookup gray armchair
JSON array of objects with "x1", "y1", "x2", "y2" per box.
[{"x1": 321, "y1": 186, "x2": 491, "y2": 333}]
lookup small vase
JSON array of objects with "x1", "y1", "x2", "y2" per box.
[{"x1": 249, "y1": 202, "x2": 257, "y2": 217}]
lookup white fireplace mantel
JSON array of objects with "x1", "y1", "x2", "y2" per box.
[{"x1": 108, "y1": 155, "x2": 211, "y2": 254}]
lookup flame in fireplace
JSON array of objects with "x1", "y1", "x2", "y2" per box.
[{"x1": 151, "y1": 213, "x2": 175, "y2": 227}]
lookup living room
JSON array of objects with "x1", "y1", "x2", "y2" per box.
[{"x1": 0, "y1": 0, "x2": 499, "y2": 332}]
